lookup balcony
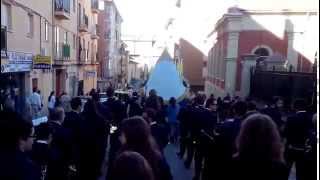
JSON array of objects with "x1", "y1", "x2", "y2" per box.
[
  {"x1": 91, "y1": 24, "x2": 99, "y2": 39},
  {"x1": 91, "y1": 0, "x2": 99, "y2": 14},
  {"x1": 54, "y1": 0, "x2": 70, "y2": 20},
  {"x1": 54, "y1": 43, "x2": 71, "y2": 64},
  {"x1": 1, "y1": 26, "x2": 7, "y2": 58},
  {"x1": 79, "y1": 49, "x2": 88, "y2": 63},
  {"x1": 79, "y1": 15, "x2": 89, "y2": 33}
]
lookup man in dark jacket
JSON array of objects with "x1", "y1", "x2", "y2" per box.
[
  {"x1": 176, "y1": 98, "x2": 192, "y2": 159},
  {"x1": 0, "y1": 110, "x2": 41, "y2": 180},
  {"x1": 103, "y1": 87, "x2": 127, "y2": 165},
  {"x1": 127, "y1": 92, "x2": 143, "y2": 117},
  {"x1": 284, "y1": 99, "x2": 313, "y2": 180},
  {"x1": 31, "y1": 122, "x2": 53, "y2": 180},
  {"x1": 211, "y1": 101, "x2": 247, "y2": 179},
  {"x1": 191, "y1": 96, "x2": 218, "y2": 180},
  {"x1": 47, "y1": 107, "x2": 72, "y2": 180},
  {"x1": 144, "y1": 108, "x2": 169, "y2": 152},
  {"x1": 145, "y1": 89, "x2": 161, "y2": 111},
  {"x1": 63, "y1": 97, "x2": 82, "y2": 132}
]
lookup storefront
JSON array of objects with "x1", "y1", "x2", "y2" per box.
[{"x1": 0, "y1": 51, "x2": 33, "y2": 114}]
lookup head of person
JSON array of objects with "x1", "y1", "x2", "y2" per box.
[
  {"x1": 82, "y1": 99, "x2": 95, "y2": 115},
  {"x1": 158, "y1": 96, "x2": 164, "y2": 107},
  {"x1": 111, "y1": 151, "x2": 154, "y2": 180},
  {"x1": 142, "y1": 108, "x2": 157, "y2": 123},
  {"x1": 169, "y1": 97, "x2": 176, "y2": 107},
  {"x1": 233, "y1": 101, "x2": 247, "y2": 118},
  {"x1": 293, "y1": 99, "x2": 307, "y2": 112},
  {"x1": 194, "y1": 94, "x2": 205, "y2": 106},
  {"x1": 247, "y1": 101, "x2": 257, "y2": 112},
  {"x1": 149, "y1": 89, "x2": 157, "y2": 97},
  {"x1": 132, "y1": 92, "x2": 139, "y2": 98},
  {"x1": 70, "y1": 97, "x2": 82, "y2": 112},
  {"x1": 49, "y1": 107, "x2": 65, "y2": 124},
  {"x1": 276, "y1": 98, "x2": 284, "y2": 108},
  {"x1": 0, "y1": 111, "x2": 34, "y2": 152},
  {"x1": 49, "y1": 91, "x2": 55, "y2": 98},
  {"x1": 35, "y1": 122, "x2": 53, "y2": 144},
  {"x1": 210, "y1": 94, "x2": 214, "y2": 99},
  {"x1": 236, "y1": 113, "x2": 284, "y2": 162},
  {"x1": 107, "y1": 87, "x2": 115, "y2": 98},
  {"x1": 33, "y1": 87, "x2": 38, "y2": 93},
  {"x1": 120, "y1": 117, "x2": 160, "y2": 157},
  {"x1": 208, "y1": 100, "x2": 218, "y2": 112}
]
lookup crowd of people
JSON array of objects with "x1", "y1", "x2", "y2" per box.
[{"x1": 0, "y1": 87, "x2": 317, "y2": 180}]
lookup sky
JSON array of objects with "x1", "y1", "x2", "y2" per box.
[{"x1": 113, "y1": 0, "x2": 318, "y2": 67}]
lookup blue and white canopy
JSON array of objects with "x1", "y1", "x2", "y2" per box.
[{"x1": 146, "y1": 49, "x2": 186, "y2": 100}]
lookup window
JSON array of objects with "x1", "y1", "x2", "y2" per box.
[
  {"x1": 27, "y1": 13, "x2": 34, "y2": 37},
  {"x1": 55, "y1": 26, "x2": 60, "y2": 55},
  {"x1": 1, "y1": 3, "x2": 12, "y2": 30},
  {"x1": 45, "y1": 21, "x2": 49, "y2": 41},
  {"x1": 64, "y1": 31, "x2": 68, "y2": 44},
  {"x1": 254, "y1": 48, "x2": 270, "y2": 57},
  {"x1": 73, "y1": 34, "x2": 76, "y2": 49},
  {"x1": 73, "y1": 0, "x2": 76, "y2": 12}
]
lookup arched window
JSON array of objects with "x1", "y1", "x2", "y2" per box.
[{"x1": 254, "y1": 48, "x2": 270, "y2": 56}]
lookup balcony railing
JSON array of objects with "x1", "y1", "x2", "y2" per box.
[
  {"x1": 1, "y1": 26, "x2": 7, "y2": 58},
  {"x1": 79, "y1": 15, "x2": 89, "y2": 33},
  {"x1": 79, "y1": 49, "x2": 88, "y2": 62},
  {"x1": 54, "y1": 43, "x2": 71, "y2": 61},
  {"x1": 91, "y1": 0, "x2": 99, "y2": 13},
  {"x1": 55, "y1": 0, "x2": 70, "y2": 20},
  {"x1": 91, "y1": 24, "x2": 99, "y2": 39}
]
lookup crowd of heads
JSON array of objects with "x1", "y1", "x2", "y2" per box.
[{"x1": 0, "y1": 87, "x2": 317, "y2": 180}]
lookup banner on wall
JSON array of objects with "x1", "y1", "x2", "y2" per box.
[
  {"x1": 33, "y1": 55, "x2": 51, "y2": 69},
  {"x1": 1, "y1": 51, "x2": 33, "y2": 73}
]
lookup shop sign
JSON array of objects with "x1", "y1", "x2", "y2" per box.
[
  {"x1": 86, "y1": 71, "x2": 96, "y2": 78},
  {"x1": 33, "y1": 55, "x2": 51, "y2": 69},
  {"x1": 1, "y1": 51, "x2": 33, "y2": 73}
]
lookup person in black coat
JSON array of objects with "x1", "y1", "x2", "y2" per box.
[
  {"x1": 127, "y1": 92, "x2": 143, "y2": 117},
  {"x1": 63, "y1": 97, "x2": 82, "y2": 132},
  {"x1": 284, "y1": 99, "x2": 313, "y2": 180},
  {"x1": 190, "y1": 96, "x2": 217, "y2": 180},
  {"x1": 261, "y1": 98, "x2": 284, "y2": 131},
  {"x1": 77, "y1": 98, "x2": 109, "y2": 180},
  {"x1": 143, "y1": 108, "x2": 169, "y2": 153},
  {"x1": 228, "y1": 114, "x2": 289, "y2": 180},
  {"x1": 102, "y1": 87, "x2": 126, "y2": 166},
  {"x1": 145, "y1": 89, "x2": 161, "y2": 111},
  {"x1": 46, "y1": 107, "x2": 72, "y2": 180},
  {"x1": 211, "y1": 101, "x2": 247, "y2": 179},
  {"x1": 31, "y1": 122, "x2": 53, "y2": 180},
  {"x1": 0, "y1": 110, "x2": 41, "y2": 180},
  {"x1": 176, "y1": 98, "x2": 192, "y2": 159}
]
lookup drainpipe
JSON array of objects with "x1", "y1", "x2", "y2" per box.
[{"x1": 52, "y1": 0, "x2": 55, "y2": 91}]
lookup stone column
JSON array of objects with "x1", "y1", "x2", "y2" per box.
[
  {"x1": 225, "y1": 32, "x2": 239, "y2": 96},
  {"x1": 240, "y1": 55, "x2": 257, "y2": 98}
]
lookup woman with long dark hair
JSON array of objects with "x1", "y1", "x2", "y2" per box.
[
  {"x1": 109, "y1": 151, "x2": 155, "y2": 180},
  {"x1": 113, "y1": 117, "x2": 172, "y2": 180},
  {"x1": 229, "y1": 114, "x2": 289, "y2": 180}
]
